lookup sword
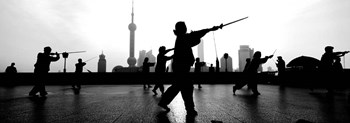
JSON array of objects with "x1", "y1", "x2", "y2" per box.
[{"x1": 218, "y1": 16, "x2": 249, "y2": 29}]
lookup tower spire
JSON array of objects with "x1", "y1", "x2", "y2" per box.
[{"x1": 132, "y1": 0, "x2": 134, "y2": 23}]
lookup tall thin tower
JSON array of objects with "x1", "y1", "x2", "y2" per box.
[
  {"x1": 127, "y1": 0, "x2": 137, "y2": 67},
  {"x1": 98, "y1": 51, "x2": 106, "y2": 72}
]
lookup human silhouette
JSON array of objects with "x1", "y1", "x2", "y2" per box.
[
  {"x1": 320, "y1": 46, "x2": 348, "y2": 94},
  {"x1": 242, "y1": 58, "x2": 252, "y2": 90},
  {"x1": 152, "y1": 46, "x2": 174, "y2": 96},
  {"x1": 333, "y1": 57, "x2": 343, "y2": 72},
  {"x1": 29, "y1": 46, "x2": 60, "y2": 97},
  {"x1": 143, "y1": 57, "x2": 155, "y2": 88},
  {"x1": 72, "y1": 58, "x2": 86, "y2": 90},
  {"x1": 233, "y1": 51, "x2": 273, "y2": 95},
  {"x1": 158, "y1": 21, "x2": 220, "y2": 116},
  {"x1": 194, "y1": 57, "x2": 205, "y2": 89},
  {"x1": 209, "y1": 64, "x2": 215, "y2": 73},
  {"x1": 5, "y1": 62, "x2": 17, "y2": 73},
  {"x1": 276, "y1": 56, "x2": 286, "y2": 86}
]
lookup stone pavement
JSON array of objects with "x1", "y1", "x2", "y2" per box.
[{"x1": 1, "y1": 84, "x2": 350, "y2": 123}]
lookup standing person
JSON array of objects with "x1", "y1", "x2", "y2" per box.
[
  {"x1": 233, "y1": 51, "x2": 273, "y2": 95},
  {"x1": 194, "y1": 57, "x2": 205, "y2": 89},
  {"x1": 320, "y1": 46, "x2": 348, "y2": 93},
  {"x1": 5, "y1": 62, "x2": 17, "y2": 73},
  {"x1": 72, "y1": 58, "x2": 86, "y2": 90},
  {"x1": 29, "y1": 46, "x2": 60, "y2": 97},
  {"x1": 143, "y1": 57, "x2": 155, "y2": 88},
  {"x1": 158, "y1": 21, "x2": 220, "y2": 116},
  {"x1": 152, "y1": 46, "x2": 174, "y2": 96},
  {"x1": 276, "y1": 56, "x2": 286, "y2": 86},
  {"x1": 242, "y1": 58, "x2": 252, "y2": 90}
]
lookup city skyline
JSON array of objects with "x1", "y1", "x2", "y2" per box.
[{"x1": 1, "y1": 0, "x2": 350, "y2": 72}]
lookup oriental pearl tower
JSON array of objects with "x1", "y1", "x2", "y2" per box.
[{"x1": 127, "y1": 0, "x2": 137, "y2": 67}]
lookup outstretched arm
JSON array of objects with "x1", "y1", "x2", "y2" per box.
[
  {"x1": 51, "y1": 52, "x2": 60, "y2": 62},
  {"x1": 165, "y1": 48, "x2": 174, "y2": 54}
]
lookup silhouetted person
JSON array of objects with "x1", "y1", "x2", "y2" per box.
[
  {"x1": 209, "y1": 64, "x2": 215, "y2": 73},
  {"x1": 242, "y1": 58, "x2": 252, "y2": 90},
  {"x1": 320, "y1": 46, "x2": 348, "y2": 94},
  {"x1": 233, "y1": 51, "x2": 273, "y2": 95},
  {"x1": 158, "y1": 21, "x2": 220, "y2": 116},
  {"x1": 333, "y1": 57, "x2": 343, "y2": 72},
  {"x1": 29, "y1": 46, "x2": 60, "y2": 97},
  {"x1": 143, "y1": 57, "x2": 155, "y2": 88},
  {"x1": 5, "y1": 62, "x2": 17, "y2": 73},
  {"x1": 72, "y1": 58, "x2": 86, "y2": 90},
  {"x1": 194, "y1": 57, "x2": 205, "y2": 89},
  {"x1": 276, "y1": 56, "x2": 286, "y2": 86},
  {"x1": 153, "y1": 46, "x2": 174, "y2": 96}
]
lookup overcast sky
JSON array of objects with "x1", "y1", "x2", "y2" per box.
[{"x1": 1, "y1": 0, "x2": 350, "y2": 73}]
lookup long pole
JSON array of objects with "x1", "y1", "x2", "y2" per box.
[{"x1": 213, "y1": 32, "x2": 220, "y2": 72}]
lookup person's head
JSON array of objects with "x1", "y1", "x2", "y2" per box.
[
  {"x1": 277, "y1": 56, "x2": 282, "y2": 60},
  {"x1": 224, "y1": 53, "x2": 229, "y2": 59},
  {"x1": 144, "y1": 57, "x2": 149, "y2": 62},
  {"x1": 44, "y1": 46, "x2": 52, "y2": 54},
  {"x1": 325, "y1": 46, "x2": 334, "y2": 53},
  {"x1": 11, "y1": 62, "x2": 15, "y2": 66},
  {"x1": 174, "y1": 21, "x2": 187, "y2": 36},
  {"x1": 159, "y1": 46, "x2": 166, "y2": 53},
  {"x1": 246, "y1": 58, "x2": 250, "y2": 62},
  {"x1": 253, "y1": 51, "x2": 261, "y2": 59},
  {"x1": 196, "y1": 57, "x2": 200, "y2": 62},
  {"x1": 78, "y1": 58, "x2": 82, "y2": 63}
]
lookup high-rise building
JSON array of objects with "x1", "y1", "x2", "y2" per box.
[
  {"x1": 238, "y1": 45, "x2": 254, "y2": 72},
  {"x1": 127, "y1": 0, "x2": 137, "y2": 67},
  {"x1": 220, "y1": 53, "x2": 233, "y2": 72},
  {"x1": 137, "y1": 50, "x2": 146, "y2": 67},
  {"x1": 197, "y1": 39, "x2": 204, "y2": 62},
  {"x1": 98, "y1": 52, "x2": 106, "y2": 72}
]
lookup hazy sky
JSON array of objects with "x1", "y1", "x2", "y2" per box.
[{"x1": 1, "y1": 0, "x2": 350, "y2": 72}]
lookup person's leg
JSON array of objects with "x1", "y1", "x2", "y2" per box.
[
  {"x1": 233, "y1": 81, "x2": 247, "y2": 95},
  {"x1": 153, "y1": 84, "x2": 159, "y2": 95},
  {"x1": 29, "y1": 85, "x2": 39, "y2": 96},
  {"x1": 181, "y1": 84, "x2": 197, "y2": 115},
  {"x1": 159, "y1": 84, "x2": 165, "y2": 95},
  {"x1": 158, "y1": 84, "x2": 180, "y2": 110}
]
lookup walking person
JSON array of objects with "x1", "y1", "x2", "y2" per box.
[
  {"x1": 29, "y1": 46, "x2": 60, "y2": 97},
  {"x1": 158, "y1": 21, "x2": 220, "y2": 116},
  {"x1": 233, "y1": 51, "x2": 273, "y2": 95},
  {"x1": 152, "y1": 46, "x2": 173, "y2": 96}
]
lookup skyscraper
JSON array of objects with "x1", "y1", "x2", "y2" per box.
[
  {"x1": 197, "y1": 39, "x2": 204, "y2": 62},
  {"x1": 238, "y1": 45, "x2": 254, "y2": 72},
  {"x1": 127, "y1": 0, "x2": 137, "y2": 67},
  {"x1": 98, "y1": 52, "x2": 106, "y2": 72}
]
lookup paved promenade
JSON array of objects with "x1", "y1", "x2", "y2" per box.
[{"x1": 1, "y1": 84, "x2": 350, "y2": 123}]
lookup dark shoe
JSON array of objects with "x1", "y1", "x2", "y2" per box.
[
  {"x1": 158, "y1": 103, "x2": 170, "y2": 111},
  {"x1": 232, "y1": 87, "x2": 236, "y2": 95},
  {"x1": 29, "y1": 92, "x2": 36, "y2": 97},
  {"x1": 187, "y1": 110, "x2": 198, "y2": 116},
  {"x1": 40, "y1": 91, "x2": 48, "y2": 97},
  {"x1": 152, "y1": 89, "x2": 158, "y2": 96}
]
